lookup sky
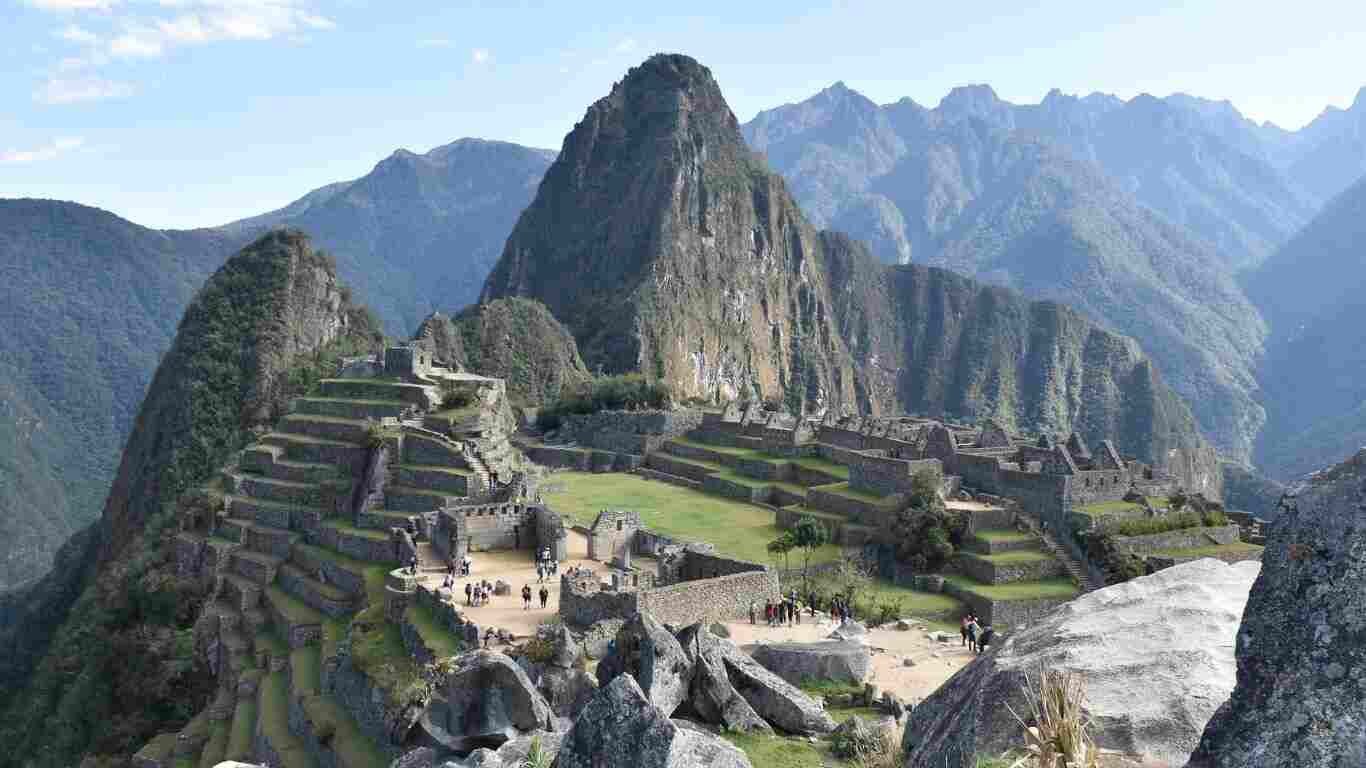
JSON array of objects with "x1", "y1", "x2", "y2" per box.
[{"x1": 3, "y1": 0, "x2": 1364, "y2": 230}]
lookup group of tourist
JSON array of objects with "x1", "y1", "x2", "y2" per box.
[
  {"x1": 535, "y1": 547, "x2": 559, "y2": 583},
  {"x1": 464, "y1": 579, "x2": 497, "y2": 607},
  {"x1": 520, "y1": 583, "x2": 551, "y2": 610},
  {"x1": 755, "y1": 595, "x2": 805, "y2": 626},
  {"x1": 960, "y1": 613, "x2": 995, "y2": 653}
]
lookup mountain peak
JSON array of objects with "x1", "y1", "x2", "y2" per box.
[
  {"x1": 939, "y1": 83, "x2": 1002, "y2": 109},
  {"x1": 1353, "y1": 85, "x2": 1366, "y2": 111}
]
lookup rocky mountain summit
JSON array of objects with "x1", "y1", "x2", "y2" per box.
[
  {"x1": 1187, "y1": 449, "x2": 1366, "y2": 766},
  {"x1": 0, "y1": 230, "x2": 382, "y2": 764},
  {"x1": 903, "y1": 558, "x2": 1260, "y2": 766},
  {"x1": 482, "y1": 53, "x2": 1220, "y2": 494}
]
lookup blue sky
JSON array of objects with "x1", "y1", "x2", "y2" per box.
[{"x1": 3, "y1": 0, "x2": 1363, "y2": 230}]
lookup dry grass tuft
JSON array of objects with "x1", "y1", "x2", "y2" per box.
[{"x1": 1004, "y1": 667, "x2": 1098, "y2": 768}]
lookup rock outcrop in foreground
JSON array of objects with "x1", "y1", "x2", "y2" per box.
[
  {"x1": 903, "y1": 558, "x2": 1260, "y2": 767},
  {"x1": 1187, "y1": 450, "x2": 1366, "y2": 767}
]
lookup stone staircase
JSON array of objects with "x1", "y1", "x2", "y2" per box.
[{"x1": 1014, "y1": 513, "x2": 1101, "y2": 593}]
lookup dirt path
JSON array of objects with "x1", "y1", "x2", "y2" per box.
[
  {"x1": 414, "y1": 530, "x2": 610, "y2": 639},
  {"x1": 724, "y1": 618, "x2": 977, "y2": 706}
]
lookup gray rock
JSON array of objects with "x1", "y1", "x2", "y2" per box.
[
  {"x1": 749, "y1": 641, "x2": 870, "y2": 686},
  {"x1": 555, "y1": 676, "x2": 752, "y2": 768},
  {"x1": 537, "y1": 666, "x2": 598, "y2": 718},
  {"x1": 675, "y1": 623, "x2": 771, "y2": 733},
  {"x1": 719, "y1": 642, "x2": 836, "y2": 735},
  {"x1": 464, "y1": 748, "x2": 501, "y2": 768},
  {"x1": 390, "y1": 747, "x2": 436, "y2": 768},
  {"x1": 830, "y1": 715, "x2": 877, "y2": 758},
  {"x1": 895, "y1": 619, "x2": 912, "y2": 631},
  {"x1": 826, "y1": 621, "x2": 868, "y2": 643},
  {"x1": 550, "y1": 625, "x2": 579, "y2": 669},
  {"x1": 1187, "y1": 449, "x2": 1366, "y2": 768},
  {"x1": 420, "y1": 650, "x2": 555, "y2": 754},
  {"x1": 493, "y1": 730, "x2": 562, "y2": 767},
  {"x1": 596, "y1": 613, "x2": 693, "y2": 716},
  {"x1": 903, "y1": 558, "x2": 1260, "y2": 767}
]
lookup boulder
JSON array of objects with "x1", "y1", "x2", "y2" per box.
[
  {"x1": 1187, "y1": 450, "x2": 1366, "y2": 768},
  {"x1": 826, "y1": 621, "x2": 868, "y2": 643},
  {"x1": 749, "y1": 641, "x2": 870, "y2": 686},
  {"x1": 550, "y1": 625, "x2": 579, "y2": 669},
  {"x1": 537, "y1": 666, "x2": 598, "y2": 718},
  {"x1": 596, "y1": 613, "x2": 693, "y2": 715},
  {"x1": 391, "y1": 747, "x2": 436, "y2": 768},
  {"x1": 719, "y1": 642, "x2": 836, "y2": 735},
  {"x1": 493, "y1": 730, "x2": 562, "y2": 767},
  {"x1": 419, "y1": 651, "x2": 555, "y2": 754},
  {"x1": 675, "y1": 623, "x2": 770, "y2": 734},
  {"x1": 555, "y1": 676, "x2": 752, "y2": 768},
  {"x1": 902, "y1": 558, "x2": 1260, "y2": 767}
]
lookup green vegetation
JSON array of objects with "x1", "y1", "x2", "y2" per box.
[
  {"x1": 541, "y1": 471, "x2": 841, "y2": 566},
  {"x1": 225, "y1": 699, "x2": 257, "y2": 761},
  {"x1": 198, "y1": 721, "x2": 228, "y2": 768},
  {"x1": 1114, "y1": 509, "x2": 1229, "y2": 537},
  {"x1": 889, "y1": 470, "x2": 965, "y2": 571},
  {"x1": 943, "y1": 575, "x2": 1080, "y2": 602},
  {"x1": 443, "y1": 296, "x2": 591, "y2": 407},
  {"x1": 291, "y1": 645, "x2": 322, "y2": 696},
  {"x1": 258, "y1": 672, "x2": 316, "y2": 768},
  {"x1": 818, "y1": 482, "x2": 896, "y2": 505},
  {"x1": 1074, "y1": 500, "x2": 1142, "y2": 519},
  {"x1": 798, "y1": 679, "x2": 865, "y2": 698},
  {"x1": 537, "y1": 373, "x2": 673, "y2": 430},
  {"x1": 405, "y1": 602, "x2": 463, "y2": 658},
  {"x1": 973, "y1": 529, "x2": 1035, "y2": 544},
  {"x1": 265, "y1": 586, "x2": 325, "y2": 627},
  {"x1": 298, "y1": 693, "x2": 391, "y2": 768},
  {"x1": 349, "y1": 604, "x2": 428, "y2": 709},
  {"x1": 723, "y1": 732, "x2": 830, "y2": 768},
  {"x1": 972, "y1": 550, "x2": 1051, "y2": 564}
]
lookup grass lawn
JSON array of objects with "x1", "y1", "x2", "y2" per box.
[
  {"x1": 672, "y1": 437, "x2": 774, "y2": 460},
  {"x1": 299, "y1": 694, "x2": 391, "y2": 768},
  {"x1": 225, "y1": 699, "x2": 257, "y2": 761},
  {"x1": 944, "y1": 575, "x2": 1079, "y2": 601},
  {"x1": 542, "y1": 471, "x2": 841, "y2": 566},
  {"x1": 1074, "y1": 500, "x2": 1142, "y2": 518},
  {"x1": 723, "y1": 732, "x2": 832, "y2": 768},
  {"x1": 814, "y1": 482, "x2": 895, "y2": 505},
  {"x1": 973, "y1": 528, "x2": 1035, "y2": 543},
  {"x1": 291, "y1": 645, "x2": 322, "y2": 696},
  {"x1": 788, "y1": 455, "x2": 851, "y2": 480},
  {"x1": 1150, "y1": 542, "x2": 1264, "y2": 559},
  {"x1": 405, "y1": 601, "x2": 463, "y2": 658},
  {"x1": 258, "y1": 672, "x2": 318, "y2": 768},
  {"x1": 797, "y1": 574, "x2": 966, "y2": 626},
  {"x1": 322, "y1": 520, "x2": 391, "y2": 542},
  {"x1": 971, "y1": 550, "x2": 1051, "y2": 564},
  {"x1": 265, "y1": 585, "x2": 326, "y2": 626}
]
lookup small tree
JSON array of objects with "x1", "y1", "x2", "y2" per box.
[
  {"x1": 790, "y1": 516, "x2": 830, "y2": 590},
  {"x1": 767, "y1": 532, "x2": 796, "y2": 574},
  {"x1": 833, "y1": 554, "x2": 874, "y2": 617}
]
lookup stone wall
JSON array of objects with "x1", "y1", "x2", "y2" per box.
[
  {"x1": 556, "y1": 409, "x2": 704, "y2": 454},
  {"x1": 1113, "y1": 524, "x2": 1241, "y2": 555},
  {"x1": 957, "y1": 553, "x2": 1067, "y2": 586},
  {"x1": 701, "y1": 474, "x2": 770, "y2": 503},
  {"x1": 805, "y1": 487, "x2": 895, "y2": 528},
  {"x1": 588, "y1": 510, "x2": 640, "y2": 561},
  {"x1": 524, "y1": 444, "x2": 592, "y2": 471},
  {"x1": 645, "y1": 452, "x2": 716, "y2": 482},
  {"x1": 324, "y1": 654, "x2": 404, "y2": 763},
  {"x1": 636, "y1": 569, "x2": 780, "y2": 627},
  {"x1": 849, "y1": 456, "x2": 942, "y2": 496},
  {"x1": 941, "y1": 580, "x2": 1070, "y2": 630},
  {"x1": 558, "y1": 574, "x2": 641, "y2": 628},
  {"x1": 1065, "y1": 469, "x2": 1131, "y2": 506},
  {"x1": 675, "y1": 551, "x2": 765, "y2": 581}
]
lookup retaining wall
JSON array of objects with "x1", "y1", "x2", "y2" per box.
[
  {"x1": 941, "y1": 581, "x2": 1071, "y2": 630},
  {"x1": 637, "y1": 569, "x2": 780, "y2": 626},
  {"x1": 956, "y1": 553, "x2": 1066, "y2": 585},
  {"x1": 1113, "y1": 524, "x2": 1241, "y2": 555}
]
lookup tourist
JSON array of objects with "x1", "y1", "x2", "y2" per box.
[
  {"x1": 960, "y1": 615, "x2": 970, "y2": 647},
  {"x1": 978, "y1": 625, "x2": 995, "y2": 654},
  {"x1": 539, "y1": 585, "x2": 549, "y2": 609},
  {"x1": 483, "y1": 628, "x2": 494, "y2": 649},
  {"x1": 778, "y1": 600, "x2": 788, "y2": 626},
  {"x1": 536, "y1": 564, "x2": 544, "y2": 584},
  {"x1": 748, "y1": 601, "x2": 757, "y2": 625},
  {"x1": 793, "y1": 600, "x2": 801, "y2": 625},
  {"x1": 522, "y1": 584, "x2": 532, "y2": 610},
  {"x1": 465, "y1": 582, "x2": 473, "y2": 606},
  {"x1": 765, "y1": 600, "x2": 775, "y2": 627},
  {"x1": 967, "y1": 616, "x2": 980, "y2": 653}
]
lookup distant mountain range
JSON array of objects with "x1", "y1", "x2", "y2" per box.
[
  {"x1": 743, "y1": 84, "x2": 1269, "y2": 463},
  {"x1": 2, "y1": 76, "x2": 1363, "y2": 590}
]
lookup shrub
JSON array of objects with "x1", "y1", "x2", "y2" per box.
[
  {"x1": 1113, "y1": 511, "x2": 1205, "y2": 537},
  {"x1": 520, "y1": 637, "x2": 556, "y2": 665},
  {"x1": 536, "y1": 374, "x2": 673, "y2": 430},
  {"x1": 890, "y1": 470, "x2": 962, "y2": 571},
  {"x1": 440, "y1": 384, "x2": 475, "y2": 411},
  {"x1": 1084, "y1": 532, "x2": 1146, "y2": 584},
  {"x1": 851, "y1": 724, "x2": 903, "y2": 768},
  {"x1": 1201, "y1": 508, "x2": 1228, "y2": 527},
  {"x1": 831, "y1": 717, "x2": 882, "y2": 759}
]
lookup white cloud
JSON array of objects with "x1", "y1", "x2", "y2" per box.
[
  {"x1": 34, "y1": 76, "x2": 133, "y2": 104},
  {"x1": 1, "y1": 137, "x2": 84, "y2": 164},
  {"x1": 56, "y1": 24, "x2": 99, "y2": 44},
  {"x1": 418, "y1": 38, "x2": 452, "y2": 49},
  {"x1": 612, "y1": 38, "x2": 638, "y2": 55},
  {"x1": 110, "y1": 28, "x2": 164, "y2": 57},
  {"x1": 24, "y1": 0, "x2": 118, "y2": 11},
  {"x1": 471, "y1": 47, "x2": 489, "y2": 64}
]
